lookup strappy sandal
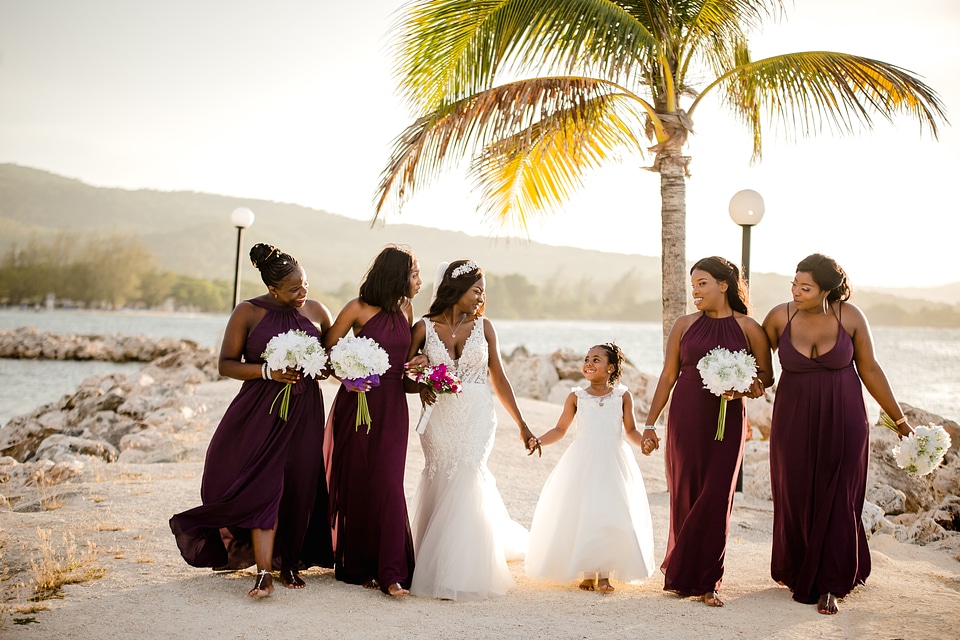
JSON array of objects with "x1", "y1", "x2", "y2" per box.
[
  {"x1": 280, "y1": 568, "x2": 305, "y2": 589},
  {"x1": 387, "y1": 582, "x2": 409, "y2": 597},
  {"x1": 248, "y1": 569, "x2": 274, "y2": 598},
  {"x1": 701, "y1": 590, "x2": 723, "y2": 607},
  {"x1": 818, "y1": 593, "x2": 839, "y2": 615},
  {"x1": 362, "y1": 578, "x2": 381, "y2": 590},
  {"x1": 597, "y1": 578, "x2": 615, "y2": 594}
]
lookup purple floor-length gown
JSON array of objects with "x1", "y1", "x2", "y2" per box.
[
  {"x1": 769, "y1": 306, "x2": 870, "y2": 604},
  {"x1": 170, "y1": 298, "x2": 332, "y2": 572},
  {"x1": 662, "y1": 313, "x2": 747, "y2": 597},
  {"x1": 327, "y1": 309, "x2": 414, "y2": 592}
]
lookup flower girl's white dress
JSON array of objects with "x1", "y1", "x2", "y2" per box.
[
  {"x1": 409, "y1": 320, "x2": 528, "y2": 600},
  {"x1": 526, "y1": 384, "x2": 655, "y2": 583}
]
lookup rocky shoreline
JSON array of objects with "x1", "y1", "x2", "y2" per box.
[{"x1": 1, "y1": 335, "x2": 958, "y2": 560}]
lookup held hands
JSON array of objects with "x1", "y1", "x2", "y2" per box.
[
  {"x1": 640, "y1": 428, "x2": 660, "y2": 456},
  {"x1": 405, "y1": 355, "x2": 429, "y2": 371},
  {"x1": 520, "y1": 424, "x2": 541, "y2": 458}
]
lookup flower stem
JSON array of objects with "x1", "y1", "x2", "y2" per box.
[{"x1": 715, "y1": 397, "x2": 727, "y2": 441}]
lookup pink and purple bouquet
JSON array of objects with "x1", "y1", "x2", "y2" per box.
[
  {"x1": 329, "y1": 335, "x2": 390, "y2": 433},
  {"x1": 409, "y1": 363, "x2": 463, "y2": 434}
]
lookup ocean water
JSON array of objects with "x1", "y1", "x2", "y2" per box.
[{"x1": 1, "y1": 310, "x2": 957, "y2": 427}]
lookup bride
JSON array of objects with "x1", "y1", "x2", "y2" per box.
[{"x1": 405, "y1": 259, "x2": 536, "y2": 600}]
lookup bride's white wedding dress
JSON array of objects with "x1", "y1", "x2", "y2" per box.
[{"x1": 409, "y1": 319, "x2": 528, "y2": 601}]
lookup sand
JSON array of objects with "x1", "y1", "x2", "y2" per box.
[{"x1": 1, "y1": 378, "x2": 958, "y2": 639}]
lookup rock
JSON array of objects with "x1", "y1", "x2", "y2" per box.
[
  {"x1": 32, "y1": 434, "x2": 118, "y2": 463},
  {"x1": 549, "y1": 349, "x2": 585, "y2": 380},
  {"x1": 866, "y1": 482, "x2": 907, "y2": 515},
  {"x1": 504, "y1": 354, "x2": 559, "y2": 401},
  {"x1": 861, "y1": 500, "x2": 886, "y2": 534},
  {"x1": 745, "y1": 394, "x2": 774, "y2": 440},
  {"x1": 0, "y1": 327, "x2": 216, "y2": 363},
  {"x1": 906, "y1": 517, "x2": 949, "y2": 545}
]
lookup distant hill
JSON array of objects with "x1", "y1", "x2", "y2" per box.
[{"x1": 1, "y1": 163, "x2": 957, "y2": 326}]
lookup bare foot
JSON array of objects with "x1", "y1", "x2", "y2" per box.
[
  {"x1": 280, "y1": 568, "x2": 305, "y2": 589},
  {"x1": 578, "y1": 579, "x2": 596, "y2": 591},
  {"x1": 362, "y1": 578, "x2": 380, "y2": 590},
  {"x1": 387, "y1": 582, "x2": 409, "y2": 597},
  {"x1": 597, "y1": 578, "x2": 615, "y2": 594},
  {"x1": 701, "y1": 590, "x2": 723, "y2": 607},
  {"x1": 818, "y1": 593, "x2": 839, "y2": 615},
  {"x1": 248, "y1": 570, "x2": 274, "y2": 598}
]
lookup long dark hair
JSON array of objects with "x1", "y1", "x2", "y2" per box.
[
  {"x1": 427, "y1": 259, "x2": 485, "y2": 318},
  {"x1": 250, "y1": 243, "x2": 298, "y2": 287},
  {"x1": 690, "y1": 256, "x2": 750, "y2": 315},
  {"x1": 359, "y1": 245, "x2": 416, "y2": 311},
  {"x1": 797, "y1": 253, "x2": 851, "y2": 302}
]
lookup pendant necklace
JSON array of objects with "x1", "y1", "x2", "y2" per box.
[
  {"x1": 447, "y1": 312, "x2": 467, "y2": 338},
  {"x1": 593, "y1": 389, "x2": 613, "y2": 406}
]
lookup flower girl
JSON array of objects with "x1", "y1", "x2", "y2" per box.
[{"x1": 525, "y1": 343, "x2": 657, "y2": 593}]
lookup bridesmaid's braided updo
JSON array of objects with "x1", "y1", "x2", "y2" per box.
[
  {"x1": 250, "y1": 243, "x2": 298, "y2": 287},
  {"x1": 591, "y1": 342, "x2": 626, "y2": 386}
]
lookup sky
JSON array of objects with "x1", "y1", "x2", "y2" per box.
[{"x1": 1, "y1": 0, "x2": 958, "y2": 288}]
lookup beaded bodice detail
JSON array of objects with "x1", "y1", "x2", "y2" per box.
[
  {"x1": 572, "y1": 384, "x2": 627, "y2": 443},
  {"x1": 423, "y1": 319, "x2": 488, "y2": 384},
  {"x1": 419, "y1": 318, "x2": 494, "y2": 480}
]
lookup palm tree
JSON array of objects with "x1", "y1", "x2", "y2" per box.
[{"x1": 373, "y1": 0, "x2": 946, "y2": 344}]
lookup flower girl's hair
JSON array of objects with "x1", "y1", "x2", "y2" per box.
[{"x1": 590, "y1": 343, "x2": 625, "y2": 386}]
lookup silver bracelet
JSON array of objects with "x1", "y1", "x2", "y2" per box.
[
  {"x1": 644, "y1": 424, "x2": 657, "y2": 431},
  {"x1": 262, "y1": 363, "x2": 269, "y2": 380}
]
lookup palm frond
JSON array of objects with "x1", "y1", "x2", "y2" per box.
[
  {"x1": 471, "y1": 93, "x2": 648, "y2": 232},
  {"x1": 373, "y1": 76, "x2": 650, "y2": 222},
  {"x1": 392, "y1": 0, "x2": 660, "y2": 112},
  {"x1": 695, "y1": 51, "x2": 947, "y2": 159}
]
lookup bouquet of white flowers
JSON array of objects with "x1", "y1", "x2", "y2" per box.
[
  {"x1": 696, "y1": 346, "x2": 758, "y2": 440},
  {"x1": 880, "y1": 412, "x2": 952, "y2": 476},
  {"x1": 329, "y1": 335, "x2": 391, "y2": 433},
  {"x1": 261, "y1": 329, "x2": 328, "y2": 420}
]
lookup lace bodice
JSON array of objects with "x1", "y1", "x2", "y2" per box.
[
  {"x1": 423, "y1": 319, "x2": 488, "y2": 384},
  {"x1": 572, "y1": 384, "x2": 628, "y2": 442},
  {"x1": 419, "y1": 318, "x2": 495, "y2": 480}
]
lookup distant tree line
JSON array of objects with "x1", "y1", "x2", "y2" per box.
[
  {"x1": 3, "y1": 233, "x2": 957, "y2": 327},
  {"x1": 0, "y1": 233, "x2": 237, "y2": 312}
]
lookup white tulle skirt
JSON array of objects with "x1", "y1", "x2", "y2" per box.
[
  {"x1": 525, "y1": 436, "x2": 655, "y2": 584},
  {"x1": 410, "y1": 461, "x2": 528, "y2": 601}
]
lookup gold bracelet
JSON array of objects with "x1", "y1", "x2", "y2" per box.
[{"x1": 894, "y1": 416, "x2": 908, "y2": 426}]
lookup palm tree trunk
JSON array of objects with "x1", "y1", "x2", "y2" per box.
[{"x1": 658, "y1": 150, "x2": 689, "y2": 353}]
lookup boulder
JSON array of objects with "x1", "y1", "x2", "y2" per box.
[
  {"x1": 861, "y1": 501, "x2": 886, "y2": 534},
  {"x1": 32, "y1": 434, "x2": 118, "y2": 463},
  {"x1": 503, "y1": 354, "x2": 559, "y2": 401},
  {"x1": 866, "y1": 482, "x2": 907, "y2": 515}
]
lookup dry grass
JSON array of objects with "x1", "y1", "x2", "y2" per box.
[
  {"x1": 29, "y1": 528, "x2": 106, "y2": 602},
  {"x1": 33, "y1": 469, "x2": 65, "y2": 511}
]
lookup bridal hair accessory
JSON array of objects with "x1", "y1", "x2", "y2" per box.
[{"x1": 451, "y1": 260, "x2": 479, "y2": 278}]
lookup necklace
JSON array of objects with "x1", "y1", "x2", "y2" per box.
[
  {"x1": 590, "y1": 388, "x2": 614, "y2": 406},
  {"x1": 446, "y1": 312, "x2": 467, "y2": 338}
]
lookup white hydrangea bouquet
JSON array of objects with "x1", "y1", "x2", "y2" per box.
[
  {"x1": 696, "y1": 346, "x2": 758, "y2": 441},
  {"x1": 261, "y1": 329, "x2": 328, "y2": 421},
  {"x1": 329, "y1": 334, "x2": 390, "y2": 434},
  {"x1": 880, "y1": 412, "x2": 952, "y2": 476}
]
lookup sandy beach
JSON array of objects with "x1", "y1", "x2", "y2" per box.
[{"x1": 2, "y1": 377, "x2": 958, "y2": 639}]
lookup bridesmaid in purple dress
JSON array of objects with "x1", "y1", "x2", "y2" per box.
[
  {"x1": 762, "y1": 254, "x2": 912, "y2": 615},
  {"x1": 170, "y1": 243, "x2": 333, "y2": 598},
  {"x1": 644, "y1": 257, "x2": 773, "y2": 607},
  {"x1": 323, "y1": 245, "x2": 422, "y2": 597}
]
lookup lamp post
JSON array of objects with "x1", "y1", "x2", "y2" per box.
[
  {"x1": 728, "y1": 189, "x2": 764, "y2": 493},
  {"x1": 230, "y1": 207, "x2": 255, "y2": 310},
  {"x1": 728, "y1": 189, "x2": 765, "y2": 285}
]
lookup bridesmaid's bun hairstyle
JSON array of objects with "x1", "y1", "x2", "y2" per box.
[
  {"x1": 427, "y1": 259, "x2": 485, "y2": 319},
  {"x1": 359, "y1": 245, "x2": 417, "y2": 312},
  {"x1": 796, "y1": 253, "x2": 851, "y2": 302},
  {"x1": 690, "y1": 256, "x2": 750, "y2": 315},
  {"x1": 591, "y1": 342, "x2": 625, "y2": 386},
  {"x1": 250, "y1": 243, "x2": 299, "y2": 287}
]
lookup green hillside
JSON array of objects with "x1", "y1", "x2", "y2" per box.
[{"x1": 1, "y1": 163, "x2": 957, "y2": 326}]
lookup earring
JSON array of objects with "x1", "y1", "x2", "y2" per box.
[{"x1": 822, "y1": 295, "x2": 829, "y2": 314}]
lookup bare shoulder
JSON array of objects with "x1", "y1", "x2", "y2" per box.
[
  {"x1": 838, "y1": 301, "x2": 869, "y2": 332},
  {"x1": 762, "y1": 302, "x2": 790, "y2": 326}
]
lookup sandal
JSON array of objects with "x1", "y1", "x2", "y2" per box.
[
  {"x1": 280, "y1": 568, "x2": 305, "y2": 589},
  {"x1": 597, "y1": 578, "x2": 615, "y2": 594},
  {"x1": 248, "y1": 569, "x2": 274, "y2": 598},
  {"x1": 701, "y1": 590, "x2": 723, "y2": 607},
  {"x1": 362, "y1": 578, "x2": 381, "y2": 590},
  {"x1": 818, "y1": 593, "x2": 839, "y2": 615},
  {"x1": 387, "y1": 582, "x2": 409, "y2": 597},
  {"x1": 578, "y1": 579, "x2": 596, "y2": 592}
]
